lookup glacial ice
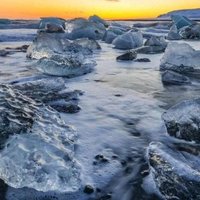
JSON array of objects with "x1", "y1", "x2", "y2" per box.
[
  {"x1": 74, "y1": 38, "x2": 101, "y2": 50},
  {"x1": 162, "y1": 98, "x2": 200, "y2": 143},
  {"x1": 144, "y1": 36, "x2": 167, "y2": 47},
  {"x1": 147, "y1": 142, "x2": 200, "y2": 200},
  {"x1": 160, "y1": 42, "x2": 200, "y2": 73},
  {"x1": 0, "y1": 84, "x2": 80, "y2": 192},
  {"x1": 27, "y1": 32, "x2": 100, "y2": 59},
  {"x1": 36, "y1": 54, "x2": 96, "y2": 77},
  {"x1": 39, "y1": 17, "x2": 66, "y2": 29},
  {"x1": 108, "y1": 25, "x2": 128, "y2": 35},
  {"x1": 171, "y1": 15, "x2": 194, "y2": 30},
  {"x1": 66, "y1": 17, "x2": 106, "y2": 40},
  {"x1": 103, "y1": 30, "x2": 118, "y2": 44},
  {"x1": 167, "y1": 24, "x2": 182, "y2": 40},
  {"x1": 12, "y1": 78, "x2": 81, "y2": 113},
  {"x1": 112, "y1": 30, "x2": 143, "y2": 50},
  {"x1": 27, "y1": 32, "x2": 65, "y2": 59},
  {"x1": 161, "y1": 70, "x2": 191, "y2": 85},
  {"x1": 136, "y1": 36, "x2": 167, "y2": 54},
  {"x1": 103, "y1": 25, "x2": 128, "y2": 44},
  {"x1": 179, "y1": 24, "x2": 200, "y2": 39},
  {"x1": 88, "y1": 15, "x2": 108, "y2": 28}
]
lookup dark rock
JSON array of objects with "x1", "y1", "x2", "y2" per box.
[
  {"x1": 135, "y1": 58, "x2": 151, "y2": 62},
  {"x1": 101, "y1": 158, "x2": 109, "y2": 163},
  {"x1": 6, "y1": 45, "x2": 29, "y2": 53},
  {"x1": 0, "y1": 179, "x2": 7, "y2": 200},
  {"x1": 96, "y1": 188, "x2": 102, "y2": 193},
  {"x1": 136, "y1": 46, "x2": 166, "y2": 54},
  {"x1": 116, "y1": 51, "x2": 137, "y2": 61},
  {"x1": 95, "y1": 154, "x2": 104, "y2": 160},
  {"x1": 93, "y1": 161, "x2": 98, "y2": 165},
  {"x1": 125, "y1": 166, "x2": 132, "y2": 174},
  {"x1": 98, "y1": 194, "x2": 112, "y2": 200},
  {"x1": 50, "y1": 103, "x2": 81, "y2": 114},
  {"x1": 129, "y1": 130, "x2": 141, "y2": 137},
  {"x1": 84, "y1": 185, "x2": 94, "y2": 194},
  {"x1": 112, "y1": 155, "x2": 118, "y2": 159},
  {"x1": 121, "y1": 160, "x2": 127, "y2": 166},
  {"x1": 114, "y1": 94, "x2": 123, "y2": 97},
  {"x1": 126, "y1": 122, "x2": 134, "y2": 126},
  {"x1": 94, "y1": 79, "x2": 107, "y2": 83},
  {"x1": 94, "y1": 154, "x2": 109, "y2": 163},
  {"x1": 140, "y1": 162, "x2": 149, "y2": 177}
]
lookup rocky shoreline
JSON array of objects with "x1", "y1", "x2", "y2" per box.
[{"x1": 0, "y1": 14, "x2": 200, "y2": 200}]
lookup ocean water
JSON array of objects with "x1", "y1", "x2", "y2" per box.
[{"x1": 1, "y1": 22, "x2": 200, "y2": 199}]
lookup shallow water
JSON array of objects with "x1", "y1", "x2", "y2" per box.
[{"x1": 1, "y1": 27, "x2": 200, "y2": 199}]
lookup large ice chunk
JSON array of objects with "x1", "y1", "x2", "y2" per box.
[
  {"x1": 146, "y1": 142, "x2": 200, "y2": 200},
  {"x1": 136, "y1": 36, "x2": 167, "y2": 54},
  {"x1": 27, "y1": 32, "x2": 99, "y2": 59},
  {"x1": 12, "y1": 78, "x2": 81, "y2": 113},
  {"x1": 160, "y1": 42, "x2": 200, "y2": 73},
  {"x1": 112, "y1": 30, "x2": 143, "y2": 50},
  {"x1": 103, "y1": 25, "x2": 129, "y2": 44},
  {"x1": 179, "y1": 24, "x2": 200, "y2": 39},
  {"x1": 171, "y1": 15, "x2": 194, "y2": 30},
  {"x1": 36, "y1": 54, "x2": 95, "y2": 77},
  {"x1": 144, "y1": 36, "x2": 167, "y2": 47},
  {"x1": 0, "y1": 84, "x2": 80, "y2": 192},
  {"x1": 103, "y1": 30, "x2": 118, "y2": 44},
  {"x1": 27, "y1": 33, "x2": 65, "y2": 59},
  {"x1": 167, "y1": 24, "x2": 182, "y2": 40},
  {"x1": 66, "y1": 18, "x2": 106, "y2": 40},
  {"x1": 162, "y1": 98, "x2": 200, "y2": 143}
]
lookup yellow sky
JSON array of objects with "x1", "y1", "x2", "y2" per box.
[{"x1": 0, "y1": 0, "x2": 200, "y2": 19}]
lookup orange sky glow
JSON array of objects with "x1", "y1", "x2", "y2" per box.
[{"x1": 0, "y1": 0, "x2": 200, "y2": 19}]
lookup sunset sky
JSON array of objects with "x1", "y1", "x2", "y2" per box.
[{"x1": 0, "y1": 0, "x2": 200, "y2": 19}]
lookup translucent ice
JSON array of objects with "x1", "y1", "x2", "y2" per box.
[
  {"x1": 0, "y1": 84, "x2": 80, "y2": 192},
  {"x1": 160, "y1": 42, "x2": 200, "y2": 73}
]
